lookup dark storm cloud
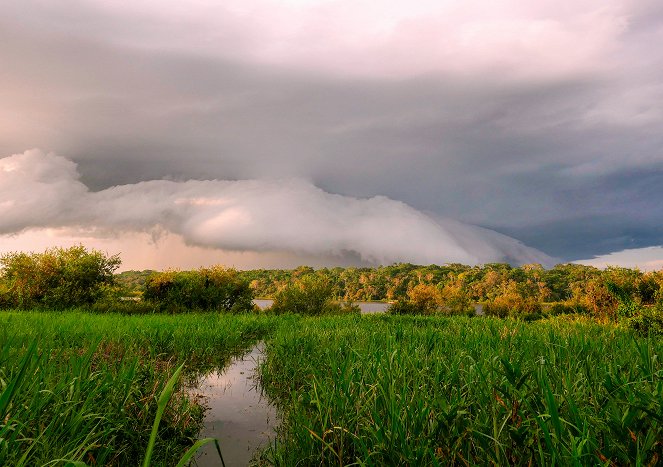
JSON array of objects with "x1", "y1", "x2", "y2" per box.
[{"x1": 1, "y1": 0, "x2": 662, "y2": 262}]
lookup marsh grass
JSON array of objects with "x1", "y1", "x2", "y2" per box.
[
  {"x1": 0, "y1": 311, "x2": 282, "y2": 465},
  {"x1": 2, "y1": 310, "x2": 661, "y2": 465},
  {"x1": 259, "y1": 315, "x2": 663, "y2": 466}
]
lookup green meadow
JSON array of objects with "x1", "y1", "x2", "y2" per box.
[{"x1": 1, "y1": 311, "x2": 661, "y2": 466}]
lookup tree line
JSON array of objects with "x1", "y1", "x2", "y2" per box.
[{"x1": 2, "y1": 246, "x2": 662, "y2": 333}]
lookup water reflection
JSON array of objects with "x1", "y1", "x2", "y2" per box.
[
  {"x1": 253, "y1": 299, "x2": 389, "y2": 313},
  {"x1": 193, "y1": 343, "x2": 277, "y2": 466},
  {"x1": 253, "y1": 299, "x2": 483, "y2": 315}
]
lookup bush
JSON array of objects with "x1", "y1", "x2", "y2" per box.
[
  {"x1": 0, "y1": 246, "x2": 120, "y2": 309},
  {"x1": 386, "y1": 299, "x2": 420, "y2": 315},
  {"x1": 484, "y1": 294, "x2": 542, "y2": 318},
  {"x1": 386, "y1": 284, "x2": 455, "y2": 316},
  {"x1": 547, "y1": 302, "x2": 589, "y2": 316},
  {"x1": 440, "y1": 277, "x2": 474, "y2": 315},
  {"x1": 144, "y1": 266, "x2": 253, "y2": 313},
  {"x1": 407, "y1": 284, "x2": 443, "y2": 315},
  {"x1": 625, "y1": 306, "x2": 663, "y2": 337},
  {"x1": 325, "y1": 301, "x2": 362, "y2": 316},
  {"x1": 269, "y1": 276, "x2": 339, "y2": 316}
]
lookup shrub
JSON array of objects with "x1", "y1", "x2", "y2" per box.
[
  {"x1": 325, "y1": 301, "x2": 362, "y2": 316},
  {"x1": 547, "y1": 302, "x2": 589, "y2": 316},
  {"x1": 386, "y1": 286, "x2": 441, "y2": 316},
  {"x1": 484, "y1": 292, "x2": 542, "y2": 318},
  {"x1": 407, "y1": 284, "x2": 442, "y2": 314},
  {"x1": 0, "y1": 245, "x2": 120, "y2": 309},
  {"x1": 144, "y1": 266, "x2": 253, "y2": 313},
  {"x1": 269, "y1": 276, "x2": 338, "y2": 316},
  {"x1": 386, "y1": 299, "x2": 420, "y2": 315},
  {"x1": 625, "y1": 306, "x2": 663, "y2": 337},
  {"x1": 440, "y1": 279, "x2": 473, "y2": 315}
]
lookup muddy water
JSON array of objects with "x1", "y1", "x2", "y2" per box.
[{"x1": 193, "y1": 343, "x2": 277, "y2": 466}]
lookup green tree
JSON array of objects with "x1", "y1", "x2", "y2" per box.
[
  {"x1": 0, "y1": 245, "x2": 120, "y2": 309},
  {"x1": 269, "y1": 276, "x2": 348, "y2": 315},
  {"x1": 144, "y1": 266, "x2": 253, "y2": 313}
]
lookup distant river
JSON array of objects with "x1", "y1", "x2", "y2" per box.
[
  {"x1": 252, "y1": 299, "x2": 390, "y2": 314},
  {"x1": 253, "y1": 299, "x2": 484, "y2": 315}
]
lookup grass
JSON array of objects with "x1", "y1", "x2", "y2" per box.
[
  {"x1": 1, "y1": 310, "x2": 661, "y2": 465},
  {"x1": 0, "y1": 311, "x2": 282, "y2": 465},
  {"x1": 259, "y1": 314, "x2": 663, "y2": 466}
]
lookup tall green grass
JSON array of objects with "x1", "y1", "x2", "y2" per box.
[
  {"x1": 259, "y1": 315, "x2": 663, "y2": 465},
  {"x1": 0, "y1": 311, "x2": 282, "y2": 465},
  {"x1": 3, "y1": 310, "x2": 661, "y2": 465}
]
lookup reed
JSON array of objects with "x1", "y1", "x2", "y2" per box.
[
  {"x1": 259, "y1": 315, "x2": 663, "y2": 465},
  {"x1": 0, "y1": 311, "x2": 281, "y2": 465}
]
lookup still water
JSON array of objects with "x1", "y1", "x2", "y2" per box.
[
  {"x1": 252, "y1": 299, "x2": 390, "y2": 313},
  {"x1": 253, "y1": 299, "x2": 483, "y2": 315},
  {"x1": 192, "y1": 343, "x2": 277, "y2": 466}
]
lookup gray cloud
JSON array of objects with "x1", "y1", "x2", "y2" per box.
[
  {"x1": 0, "y1": 1, "x2": 662, "y2": 262},
  {"x1": 0, "y1": 150, "x2": 553, "y2": 266}
]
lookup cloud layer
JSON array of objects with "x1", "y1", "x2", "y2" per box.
[
  {"x1": 1, "y1": 1, "x2": 661, "y2": 261},
  {"x1": 0, "y1": 150, "x2": 552, "y2": 266}
]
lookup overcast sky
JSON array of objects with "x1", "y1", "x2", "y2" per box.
[{"x1": 1, "y1": 0, "x2": 662, "y2": 270}]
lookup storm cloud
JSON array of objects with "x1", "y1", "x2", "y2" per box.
[
  {"x1": 0, "y1": 150, "x2": 553, "y2": 266},
  {"x1": 1, "y1": 0, "x2": 662, "y2": 263}
]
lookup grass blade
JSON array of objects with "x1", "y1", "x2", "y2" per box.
[
  {"x1": 142, "y1": 362, "x2": 185, "y2": 467},
  {"x1": 175, "y1": 438, "x2": 225, "y2": 467}
]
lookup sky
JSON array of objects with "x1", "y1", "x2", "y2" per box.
[{"x1": 1, "y1": 0, "x2": 662, "y2": 270}]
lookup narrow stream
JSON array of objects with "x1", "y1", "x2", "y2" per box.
[{"x1": 192, "y1": 343, "x2": 278, "y2": 466}]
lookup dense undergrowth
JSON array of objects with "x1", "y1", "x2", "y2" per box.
[
  {"x1": 259, "y1": 315, "x2": 663, "y2": 466},
  {"x1": 0, "y1": 312, "x2": 280, "y2": 466},
  {"x1": 2, "y1": 310, "x2": 662, "y2": 466}
]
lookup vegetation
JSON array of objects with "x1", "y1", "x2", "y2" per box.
[
  {"x1": 0, "y1": 311, "x2": 278, "y2": 465},
  {"x1": 269, "y1": 275, "x2": 359, "y2": 316},
  {"x1": 0, "y1": 245, "x2": 120, "y2": 309},
  {"x1": 143, "y1": 266, "x2": 254, "y2": 313},
  {"x1": 260, "y1": 315, "x2": 663, "y2": 466},
  {"x1": 1, "y1": 246, "x2": 663, "y2": 465}
]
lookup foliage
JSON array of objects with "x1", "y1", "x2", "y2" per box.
[
  {"x1": 114, "y1": 269, "x2": 155, "y2": 295},
  {"x1": 547, "y1": 301, "x2": 588, "y2": 316},
  {"x1": 407, "y1": 284, "x2": 443, "y2": 314},
  {"x1": 269, "y1": 275, "x2": 340, "y2": 315},
  {"x1": 238, "y1": 262, "x2": 663, "y2": 319},
  {"x1": 625, "y1": 306, "x2": 663, "y2": 337},
  {"x1": 440, "y1": 274, "x2": 474, "y2": 315},
  {"x1": 483, "y1": 280, "x2": 542, "y2": 318},
  {"x1": 0, "y1": 245, "x2": 120, "y2": 309},
  {"x1": 144, "y1": 266, "x2": 254, "y2": 313},
  {"x1": 387, "y1": 299, "x2": 421, "y2": 315}
]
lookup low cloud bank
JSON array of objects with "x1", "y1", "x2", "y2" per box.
[{"x1": 0, "y1": 150, "x2": 554, "y2": 266}]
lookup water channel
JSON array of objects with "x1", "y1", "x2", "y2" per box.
[
  {"x1": 192, "y1": 343, "x2": 277, "y2": 466},
  {"x1": 191, "y1": 300, "x2": 484, "y2": 465}
]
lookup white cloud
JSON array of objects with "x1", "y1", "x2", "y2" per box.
[
  {"x1": 576, "y1": 246, "x2": 663, "y2": 271},
  {"x1": 0, "y1": 149, "x2": 553, "y2": 266}
]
